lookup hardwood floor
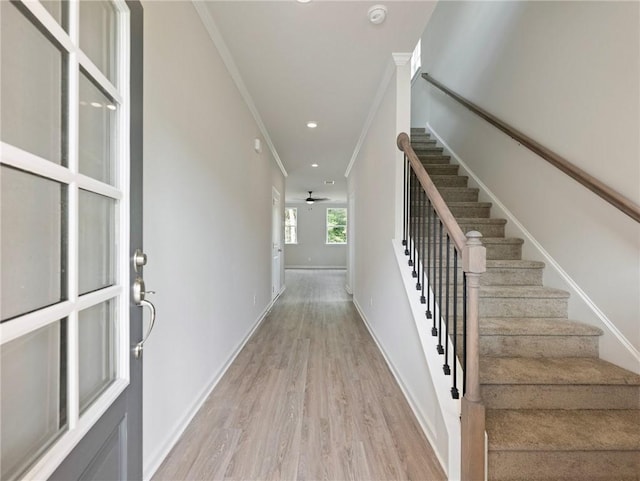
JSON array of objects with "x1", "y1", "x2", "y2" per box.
[{"x1": 153, "y1": 269, "x2": 446, "y2": 481}]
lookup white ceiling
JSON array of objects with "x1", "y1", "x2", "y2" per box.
[{"x1": 203, "y1": 1, "x2": 436, "y2": 203}]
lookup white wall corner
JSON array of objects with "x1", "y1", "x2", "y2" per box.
[
  {"x1": 344, "y1": 58, "x2": 396, "y2": 178},
  {"x1": 191, "y1": 1, "x2": 288, "y2": 178},
  {"x1": 394, "y1": 53, "x2": 412, "y2": 241}
]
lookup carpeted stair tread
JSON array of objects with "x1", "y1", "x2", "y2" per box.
[
  {"x1": 480, "y1": 318, "x2": 602, "y2": 336},
  {"x1": 480, "y1": 357, "x2": 640, "y2": 385},
  {"x1": 486, "y1": 409, "x2": 640, "y2": 451}
]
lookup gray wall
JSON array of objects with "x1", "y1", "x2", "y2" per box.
[
  {"x1": 284, "y1": 202, "x2": 347, "y2": 268},
  {"x1": 142, "y1": 2, "x2": 285, "y2": 476}
]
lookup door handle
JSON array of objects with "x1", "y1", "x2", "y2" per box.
[
  {"x1": 132, "y1": 276, "x2": 157, "y2": 358},
  {"x1": 134, "y1": 298, "x2": 156, "y2": 358}
]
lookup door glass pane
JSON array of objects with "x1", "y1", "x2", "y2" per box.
[
  {"x1": 41, "y1": 1, "x2": 68, "y2": 31},
  {"x1": 0, "y1": 1, "x2": 65, "y2": 164},
  {"x1": 79, "y1": 72, "x2": 116, "y2": 185},
  {"x1": 79, "y1": 0, "x2": 117, "y2": 84},
  {"x1": 79, "y1": 190, "x2": 115, "y2": 294},
  {"x1": 79, "y1": 300, "x2": 116, "y2": 413},
  {"x1": 1, "y1": 320, "x2": 67, "y2": 481},
  {"x1": 1, "y1": 166, "x2": 67, "y2": 321}
]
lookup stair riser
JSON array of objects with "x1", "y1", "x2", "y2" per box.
[
  {"x1": 411, "y1": 141, "x2": 437, "y2": 148},
  {"x1": 458, "y1": 221, "x2": 505, "y2": 237},
  {"x1": 474, "y1": 297, "x2": 568, "y2": 318},
  {"x1": 482, "y1": 384, "x2": 640, "y2": 410},
  {"x1": 431, "y1": 176, "x2": 469, "y2": 187},
  {"x1": 416, "y1": 155, "x2": 451, "y2": 164},
  {"x1": 414, "y1": 265, "x2": 543, "y2": 286},
  {"x1": 436, "y1": 188, "x2": 479, "y2": 202},
  {"x1": 438, "y1": 296, "x2": 568, "y2": 319},
  {"x1": 406, "y1": 241, "x2": 523, "y2": 261},
  {"x1": 413, "y1": 147, "x2": 444, "y2": 155},
  {"x1": 408, "y1": 205, "x2": 492, "y2": 218},
  {"x1": 422, "y1": 165, "x2": 459, "y2": 175},
  {"x1": 479, "y1": 334, "x2": 598, "y2": 358},
  {"x1": 488, "y1": 450, "x2": 640, "y2": 481},
  {"x1": 450, "y1": 205, "x2": 491, "y2": 218},
  {"x1": 484, "y1": 242, "x2": 522, "y2": 260}
]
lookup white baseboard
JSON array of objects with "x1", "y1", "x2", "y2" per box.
[
  {"x1": 142, "y1": 299, "x2": 277, "y2": 480},
  {"x1": 285, "y1": 265, "x2": 347, "y2": 270},
  {"x1": 426, "y1": 122, "x2": 640, "y2": 372}
]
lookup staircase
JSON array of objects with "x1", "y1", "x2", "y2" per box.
[{"x1": 410, "y1": 127, "x2": 640, "y2": 481}]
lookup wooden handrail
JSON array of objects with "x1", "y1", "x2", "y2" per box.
[
  {"x1": 422, "y1": 73, "x2": 640, "y2": 223},
  {"x1": 397, "y1": 132, "x2": 468, "y2": 253}
]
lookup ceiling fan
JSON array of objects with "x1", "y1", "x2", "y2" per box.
[{"x1": 305, "y1": 191, "x2": 329, "y2": 204}]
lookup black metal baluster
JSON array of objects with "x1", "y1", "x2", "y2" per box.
[
  {"x1": 425, "y1": 199, "x2": 432, "y2": 315},
  {"x1": 431, "y1": 208, "x2": 438, "y2": 336},
  {"x1": 463, "y1": 272, "x2": 468, "y2": 396},
  {"x1": 419, "y1": 190, "x2": 426, "y2": 302},
  {"x1": 451, "y1": 248, "x2": 460, "y2": 399},
  {"x1": 408, "y1": 171, "x2": 415, "y2": 266},
  {"x1": 411, "y1": 172, "x2": 417, "y2": 277},
  {"x1": 403, "y1": 155, "x2": 408, "y2": 251},
  {"x1": 437, "y1": 220, "x2": 444, "y2": 355},
  {"x1": 416, "y1": 187, "x2": 423, "y2": 291},
  {"x1": 443, "y1": 234, "x2": 451, "y2": 374}
]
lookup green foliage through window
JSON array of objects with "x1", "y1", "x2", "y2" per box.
[
  {"x1": 326, "y1": 208, "x2": 347, "y2": 244},
  {"x1": 284, "y1": 207, "x2": 297, "y2": 244}
]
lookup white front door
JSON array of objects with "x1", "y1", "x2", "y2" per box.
[
  {"x1": 272, "y1": 187, "x2": 282, "y2": 300},
  {"x1": 0, "y1": 1, "x2": 144, "y2": 479}
]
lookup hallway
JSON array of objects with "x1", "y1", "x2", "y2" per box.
[{"x1": 153, "y1": 269, "x2": 446, "y2": 481}]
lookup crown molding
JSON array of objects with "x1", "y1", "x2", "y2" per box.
[{"x1": 192, "y1": 2, "x2": 288, "y2": 178}]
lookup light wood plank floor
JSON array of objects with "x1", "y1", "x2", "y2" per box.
[{"x1": 153, "y1": 269, "x2": 446, "y2": 481}]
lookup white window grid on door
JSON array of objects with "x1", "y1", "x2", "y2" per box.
[{"x1": 0, "y1": 1, "x2": 130, "y2": 479}]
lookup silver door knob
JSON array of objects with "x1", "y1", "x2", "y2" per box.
[
  {"x1": 132, "y1": 277, "x2": 157, "y2": 358},
  {"x1": 134, "y1": 299, "x2": 156, "y2": 358}
]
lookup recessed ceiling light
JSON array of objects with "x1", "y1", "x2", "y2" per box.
[
  {"x1": 297, "y1": 0, "x2": 311, "y2": 3},
  {"x1": 324, "y1": 180, "x2": 335, "y2": 185},
  {"x1": 90, "y1": 102, "x2": 102, "y2": 108},
  {"x1": 106, "y1": 104, "x2": 117, "y2": 111},
  {"x1": 311, "y1": 163, "x2": 319, "y2": 168},
  {"x1": 306, "y1": 121, "x2": 318, "y2": 129}
]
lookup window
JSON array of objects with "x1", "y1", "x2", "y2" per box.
[
  {"x1": 410, "y1": 39, "x2": 421, "y2": 79},
  {"x1": 284, "y1": 207, "x2": 297, "y2": 244},
  {"x1": 326, "y1": 208, "x2": 347, "y2": 244}
]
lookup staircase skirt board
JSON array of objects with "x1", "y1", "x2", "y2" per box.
[{"x1": 407, "y1": 133, "x2": 640, "y2": 481}]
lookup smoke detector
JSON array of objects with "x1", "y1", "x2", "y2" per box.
[{"x1": 368, "y1": 5, "x2": 387, "y2": 25}]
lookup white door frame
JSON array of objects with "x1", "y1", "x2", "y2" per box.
[{"x1": 272, "y1": 187, "x2": 282, "y2": 300}]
